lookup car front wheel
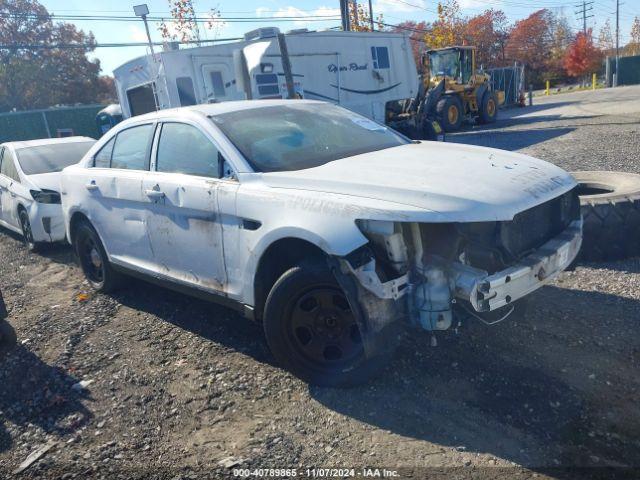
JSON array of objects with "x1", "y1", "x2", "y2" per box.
[
  {"x1": 263, "y1": 259, "x2": 391, "y2": 387},
  {"x1": 19, "y1": 209, "x2": 39, "y2": 252},
  {"x1": 73, "y1": 220, "x2": 124, "y2": 293}
]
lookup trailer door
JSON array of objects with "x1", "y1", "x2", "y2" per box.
[{"x1": 200, "y1": 62, "x2": 234, "y2": 103}]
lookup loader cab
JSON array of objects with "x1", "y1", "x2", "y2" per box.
[{"x1": 424, "y1": 46, "x2": 476, "y2": 86}]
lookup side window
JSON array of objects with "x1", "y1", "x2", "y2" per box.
[
  {"x1": 111, "y1": 124, "x2": 154, "y2": 170},
  {"x1": 156, "y1": 123, "x2": 222, "y2": 178},
  {"x1": 255, "y1": 74, "x2": 280, "y2": 97},
  {"x1": 0, "y1": 147, "x2": 4, "y2": 171},
  {"x1": 371, "y1": 46, "x2": 390, "y2": 69},
  {"x1": 0, "y1": 150, "x2": 20, "y2": 182},
  {"x1": 176, "y1": 77, "x2": 197, "y2": 106},
  {"x1": 93, "y1": 136, "x2": 116, "y2": 168}
]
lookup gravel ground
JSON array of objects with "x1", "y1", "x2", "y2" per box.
[
  {"x1": 449, "y1": 84, "x2": 640, "y2": 174},
  {"x1": 1, "y1": 87, "x2": 639, "y2": 479}
]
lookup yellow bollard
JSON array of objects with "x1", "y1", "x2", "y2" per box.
[
  {"x1": 545, "y1": 80, "x2": 550, "y2": 96},
  {"x1": 592, "y1": 73, "x2": 597, "y2": 90}
]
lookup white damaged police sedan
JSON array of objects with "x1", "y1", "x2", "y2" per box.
[{"x1": 60, "y1": 100, "x2": 581, "y2": 387}]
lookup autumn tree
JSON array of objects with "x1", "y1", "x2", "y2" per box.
[
  {"x1": 546, "y1": 14, "x2": 574, "y2": 83},
  {"x1": 505, "y1": 9, "x2": 555, "y2": 86},
  {"x1": 348, "y1": 2, "x2": 384, "y2": 32},
  {"x1": 625, "y1": 16, "x2": 640, "y2": 56},
  {"x1": 461, "y1": 9, "x2": 508, "y2": 68},
  {"x1": 0, "y1": 0, "x2": 111, "y2": 111},
  {"x1": 563, "y1": 29, "x2": 603, "y2": 82},
  {"x1": 598, "y1": 18, "x2": 614, "y2": 52},
  {"x1": 424, "y1": 0, "x2": 463, "y2": 49},
  {"x1": 159, "y1": 0, "x2": 225, "y2": 43}
]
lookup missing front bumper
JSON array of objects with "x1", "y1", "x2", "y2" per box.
[{"x1": 453, "y1": 220, "x2": 583, "y2": 312}]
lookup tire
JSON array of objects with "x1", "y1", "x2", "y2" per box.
[
  {"x1": 436, "y1": 96, "x2": 463, "y2": 132},
  {"x1": 478, "y1": 91, "x2": 498, "y2": 124},
  {"x1": 73, "y1": 220, "x2": 124, "y2": 292},
  {"x1": 18, "y1": 208, "x2": 40, "y2": 253},
  {"x1": 572, "y1": 171, "x2": 640, "y2": 261},
  {"x1": 263, "y1": 260, "x2": 392, "y2": 387}
]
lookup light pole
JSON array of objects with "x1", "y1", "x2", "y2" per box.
[{"x1": 134, "y1": 4, "x2": 156, "y2": 57}]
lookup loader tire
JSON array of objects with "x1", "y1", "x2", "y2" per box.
[
  {"x1": 572, "y1": 171, "x2": 640, "y2": 261},
  {"x1": 478, "y1": 91, "x2": 498, "y2": 124},
  {"x1": 436, "y1": 96, "x2": 463, "y2": 132}
]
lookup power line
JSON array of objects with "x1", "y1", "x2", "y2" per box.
[
  {"x1": 0, "y1": 36, "x2": 243, "y2": 50},
  {"x1": 574, "y1": 1, "x2": 594, "y2": 33},
  {"x1": 0, "y1": 12, "x2": 342, "y2": 23}
]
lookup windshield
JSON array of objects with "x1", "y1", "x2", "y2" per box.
[
  {"x1": 429, "y1": 50, "x2": 460, "y2": 78},
  {"x1": 16, "y1": 141, "x2": 95, "y2": 175},
  {"x1": 211, "y1": 103, "x2": 409, "y2": 173}
]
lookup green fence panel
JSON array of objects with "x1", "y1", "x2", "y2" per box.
[
  {"x1": 618, "y1": 55, "x2": 640, "y2": 86},
  {"x1": 45, "y1": 106, "x2": 103, "y2": 139},
  {"x1": 0, "y1": 111, "x2": 49, "y2": 143},
  {"x1": 0, "y1": 105, "x2": 104, "y2": 143}
]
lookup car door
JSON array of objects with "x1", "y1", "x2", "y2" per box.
[
  {"x1": 79, "y1": 123, "x2": 156, "y2": 270},
  {"x1": 0, "y1": 148, "x2": 22, "y2": 229},
  {"x1": 142, "y1": 121, "x2": 229, "y2": 291}
]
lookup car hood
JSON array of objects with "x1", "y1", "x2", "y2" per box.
[
  {"x1": 26, "y1": 172, "x2": 62, "y2": 192},
  {"x1": 260, "y1": 142, "x2": 577, "y2": 222}
]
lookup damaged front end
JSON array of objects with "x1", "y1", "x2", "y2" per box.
[{"x1": 331, "y1": 188, "x2": 582, "y2": 356}]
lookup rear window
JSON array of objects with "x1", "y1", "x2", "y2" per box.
[
  {"x1": 16, "y1": 142, "x2": 95, "y2": 175},
  {"x1": 210, "y1": 103, "x2": 408, "y2": 173}
]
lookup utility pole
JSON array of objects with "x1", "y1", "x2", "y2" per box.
[
  {"x1": 368, "y1": 0, "x2": 374, "y2": 31},
  {"x1": 339, "y1": 0, "x2": 350, "y2": 31},
  {"x1": 574, "y1": 1, "x2": 594, "y2": 34},
  {"x1": 615, "y1": 0, "x2": 620, "y2": 86}
]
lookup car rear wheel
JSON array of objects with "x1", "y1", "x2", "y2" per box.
[
  {"x1": 74, "y1": 220, "x2": 124, "y2": 292},
  {"x1": 19, "y1": 209, "x2": 40, "y2": 252},
  {"x1": 263, "y1": 260, "x2": 391, "y2": 387}
]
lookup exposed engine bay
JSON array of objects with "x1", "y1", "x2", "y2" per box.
[{"x1": 333, "y1": 188, "x2": 582, "y2": 352}]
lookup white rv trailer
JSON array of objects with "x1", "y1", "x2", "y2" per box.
[{"x1": 113, "y1": 27, "x2": 419, "y2": 124}]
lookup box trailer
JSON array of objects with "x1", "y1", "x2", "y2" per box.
[{"x1": 112, "y1": 27, "x2": 441, "y2": 138}]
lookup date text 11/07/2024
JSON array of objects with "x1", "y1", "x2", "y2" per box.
[{"x1": 232, "y1": 468, "x2": 400, "y2": 478}]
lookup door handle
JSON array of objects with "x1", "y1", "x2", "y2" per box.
[
  {"x1": 144, "y1": 189, "x2": 165, "y2": 199},
  {"x1": 85, "y1": 181, "x2": 99, "y2": 191},
  {"x1": 10, "y1": 192, "x2": 16, "y2": 198}
]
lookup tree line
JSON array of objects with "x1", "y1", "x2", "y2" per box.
[{"x1": 2, "y1": 0, "x2": 640, "y2": 112}]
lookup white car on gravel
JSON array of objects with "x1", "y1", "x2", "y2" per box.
[
  {"x1": 0, "y1": 137, "x2": 96, "y2": 251},
  {"x1": 60, "y1": 100, "x2": 582, "y2": 386}
]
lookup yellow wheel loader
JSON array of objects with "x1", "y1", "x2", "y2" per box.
[{"x1": 422, "y1": 46, "x2": 505, "y2": 132}]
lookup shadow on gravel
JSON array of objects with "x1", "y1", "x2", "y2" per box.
[
  {"x1": 449, "y1": 126, "x2": 575, "y2": 150},
  {"x1": 111, "y1": 279, "x2": 273, "y2": 363},
  {"x1": 0, "y1": 344, "x2": 93, "y2": 453},
  {"x1": 0, "y1": 226, "x2": 74, "y2": 265},
  {"x1": 494, "y1": 114, "x2": 600, "y2": 128},
  {"x1": 311, "y1": 285, "x2": 640, "y2": 476}
]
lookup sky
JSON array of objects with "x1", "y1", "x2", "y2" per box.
[{"x1": 37, "y1": 0, "x2": 640, "y2": 75}]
